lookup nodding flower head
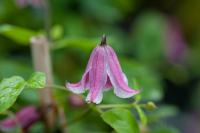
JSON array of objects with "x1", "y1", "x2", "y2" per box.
[
  {"x1": 66, "y1": 35, "x2": 140, "y2": 104},
  {"x1": 0, "y1": 106, "x2": 41, "y2": 132}
]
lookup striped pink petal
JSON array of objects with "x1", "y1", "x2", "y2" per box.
[
  {"x1": 86, "y1": 46, "x2": 107, "y2": 104},
  {"x1": 66, "y1": 35, "x2": 140, "y2": 104},
  {"x1": 105, "y1": 45, "x2": 140, "y2": 98},
  {"x1": 66, "y1": 47, "x2": 98, "y2": 93},
  {"x1": 66, "y1": 81, "x2": 85, "y2": 94}
]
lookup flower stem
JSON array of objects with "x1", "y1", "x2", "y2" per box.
[
  {"x1": 97, "y1": 103, "x2": 135, "y2": 109},
  {"x1": 31, "y1": 36, "x2": 56, "y2": 131},
  {"x1": 47, "y1": 84, "x2": 68, "y2": 91},
  {"x1": 96, "y1": 103, "x2": 148, "y2": 110}
]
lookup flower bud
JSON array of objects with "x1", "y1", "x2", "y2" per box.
[
  {"x1": 145, "y1": 102, "x2": 157, "y2": 110},
  {"x1": 69, "y1": 94, "x2": 85, "y2": 107},
  {"x1": 0, "y1": 106, "x2": 41, "y2": 132}
]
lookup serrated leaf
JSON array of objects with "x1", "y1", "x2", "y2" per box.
[
  {"x1": 27, "y1": 72, "x2": 46, "y2": 89},
  {"x1": 0, "y1": 24, "x2": 36, "y2": 45},
  {"x1": 135, "y1": 105, "x2": 147, "y2": 126},
  {"x1": 101, "y1": 108, "x2": 139, "y2": 133},
  {"x1": 0, "y1": 76, "x2": 26, "y2": 113}
]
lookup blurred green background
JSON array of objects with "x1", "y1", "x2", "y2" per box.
[{"x1": 0, "y1": 0, "x2": 200, "y2": 133}]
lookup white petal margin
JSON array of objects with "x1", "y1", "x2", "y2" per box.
[
  {"x1": 105, "y1": 46, "x2": 140, "y2": 98},
  {"x1": 66, "y1": 69, "x2": 90, "y2": 94},
  {"x1": 86, "y1": 89, "x2": 103, "y2": 104}
]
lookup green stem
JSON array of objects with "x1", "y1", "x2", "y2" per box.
[
  {"x1": 96, "y1": 103, "x2": 147, "y2": 110},
  {"x1": 90, "y1": 104, "x2": 103, "y2": 114},
  {"x1": 47, "y1": 84, "x2": 67, "y2": 91},
  {"x1": 139, "y1": 104, "x2": 147, "y2": 108},
  {"x1": 97, "y1": 103, "x2": 136, "y2": 109}
]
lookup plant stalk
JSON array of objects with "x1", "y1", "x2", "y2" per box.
[{"x1": 30, "y1": 35, "x2": 56, "y2": 132}]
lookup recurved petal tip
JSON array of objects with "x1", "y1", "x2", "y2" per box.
[
  {"x1": 133, "y1": 89, "x2": 141, "y2": 95},
  {"x1": 66, "y1": 82, "x2": 85, "y2": 94},
  {"x1": 114, "y1": 87, "x2": 140, "y2": 98},
  {"x1": 86, "y1": 90, "x2": 103, "y2": 104},
  {"x1": 105, "y1": 45, "x2": 141, "y2": 99}
]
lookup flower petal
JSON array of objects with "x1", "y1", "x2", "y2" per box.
[
  {"x1": 103, "y1": 73, "x2": 127, "y2": 91},
  {"x1": 86, "y1": 46, "x2": 107, "y2": 104},
  {"x1": 105, "y1": 46, "x2": 140, "y2": 98},
  {"x1": 86, "y1": 89, "x2": 103, "y2": 104},
  {"x1": 122, "y1": 73, "x2": 128, "y2": 85},
  {"x1": 103, "y1": 76, "x2": 113, "y2": 91},
  {"x1": 66, "y1": 47, "x2": 98, "y2": 93},
  {"x1": 66, "y1": 82, "x2": 85, "y2": 94}
]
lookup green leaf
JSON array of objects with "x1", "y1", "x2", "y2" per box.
[
  {"x1": 0, "y1": 76, "x2": 26, "y2": 113},
  {"x1": 135, "y1": 105, "x2": 147, "y2": 126},
  {"x1": 0, "y1": 24, "x2": 36, "y2": 45},
  {"x1": 101, "y1": 108, "x2": 139, "y2": 133},
  {"x1": 27, "y1": 72, "x2": 46, "y2": 89}
]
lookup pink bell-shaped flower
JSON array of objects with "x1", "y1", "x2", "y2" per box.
[{"x1": 66, "y1": 35, "x2": 140, "y2": 104}]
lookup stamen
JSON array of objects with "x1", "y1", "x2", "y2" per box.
[{"x1": 100, "y1": 34, "x2": 107, "y2": 46}]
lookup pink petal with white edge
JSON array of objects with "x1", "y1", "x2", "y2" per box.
[
  {"x1": 103, "y1": 73, "x2": 127, "y2": 91},
  {"x1": 66, "y1": 47, "x2": 98, "y2": 93},
  {"x1": 66, "y1": 66, "x2": 90, "y2": 94},
  {"x1": 86, "y1": 46, "x2": 107, "y2": 104},
  {"x1": 105, "y1": 46, "x2": 140, "y2": 98},
  {"x1": 122, "y1": 73, "x2": 128, "y2": 85},
  {"x1": 66, "y1": 81, "x2": 85, "y2": 94}
]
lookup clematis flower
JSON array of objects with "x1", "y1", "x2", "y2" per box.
[
  {"x1": 0, "y1": 106, "x2": 41, "y2": 132},
  {"x1": 66, "y1": 35, "x2": 140, "y2": 104}
]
